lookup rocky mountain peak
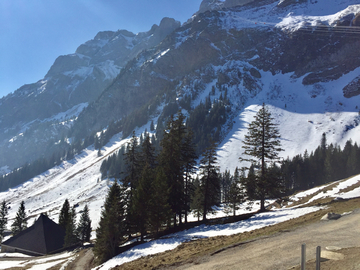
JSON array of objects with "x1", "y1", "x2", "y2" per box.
[
  {"x1": 1, "y1": 0, "x2": 360, "y2": 182},
  {"x1": 198, "y1": 0, "x2": 255, "y2": 13}
]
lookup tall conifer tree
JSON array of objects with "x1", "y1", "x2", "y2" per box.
[
  {"x1": 131, "y1": 163, "x2": 153, "y2": 242},
  {"x1": 59, "y1": 199, "x2": 71, "y2": 230},
  {"x1": 158, "y1": 113, "x2": 186, "y2": 226},
  {"x1": 139, "y1": 133, "x2": 156, "y2": 169},
  {"x1": 94, "y1": 181, "x2": 128, "y2": 264},
  {"x1": 190, "y1": 176, "x2": 203, "y2": 221},
  {"x1": 64, "y1": 206, "x2": 78, "y2": 247},
  {"x1": 148, "y1": 167, "x2": 172, "y2": 236},
  {"x1": 124, "y1": 131, "x2": 141, "y2": 190},
  {"x1": 11, "y1": 201, "x2": 27, "y2": 235},
  {"x1": 77, "y1": 204, "x2": 92, "y2": 243},
  {"x1": 199, "y1": 140, "x2": 221, "y2": 221},
  {"x1": 0, "y1": 200, "x2": 8, "y2": 242},
  {"x1": 182, "y1": 130, "x2": 198, "y2": 223},
  {"x1": 228, "y1": 167, "x2": 245, "y2": 216},
  {"x1": 240, "y1": 103, "x2": 283, "y2": 212}
]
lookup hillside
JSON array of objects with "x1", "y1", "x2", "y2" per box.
[
  {"x1": 0, "y1": 0, "x2": 360, "y2": 175},
  {"x1": 1, "y1": 168, "x2": 359, "y2": 269},
  {"x1": 0, "y1": 17, "x2": 180, "y2": 171},
  {"x1": 0, "y1": 0, "x2": 360, "y2": 268}
]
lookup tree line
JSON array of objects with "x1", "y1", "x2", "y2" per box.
[
  {"x1": 0, "y1": 200, "x2": 28, "y2": 241},
  {"x1": 0, "y1": 199, "x2": 92, "y2": 249},
  {"x1": 96, "y1": 104, "x2": 360, "y2": 264},
  {"x1": 281, "y1": 133, "x2": 360, "y2": 193},
  {"x1": 2, "y1": 104, "x2": 359, "y2": 265},
  {"x1": 94, "y1": 112, "x2": 227, "y2": 263},
  {"x1": 57, "y1": 199, "x2": 92, "y2": 247},
  {"x1": 94, "y1": 104, "x2": 286, "y2": 263},
  {"x1": 0, "y1": 86, "x2": 231, "y2": 193}
]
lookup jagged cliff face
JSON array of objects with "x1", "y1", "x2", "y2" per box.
[
  {"x1": 0, "y1": 18, "x2": 180, "y2": 170},
  {"x1": 0, "y1": 0, "x2": 360, "y2": 172},
  {"x1": 74, "y1": 0, "x2": 360, "y2": 134}
]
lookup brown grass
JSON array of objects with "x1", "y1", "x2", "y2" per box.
[{"x1": 111, "y1": 197, "x2": 360, "y2": 270}]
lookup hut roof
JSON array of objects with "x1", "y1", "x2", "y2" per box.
[{"x1": 2, "y1": 214, "x2": 66, "y2": 256}]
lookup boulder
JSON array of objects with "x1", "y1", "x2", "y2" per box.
[{"x1": 321, "y1": 212, "x2": 341, "y2": 221}]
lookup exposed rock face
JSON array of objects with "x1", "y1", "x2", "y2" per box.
[
  {"x1": 1, "y1": 0, "x2": 360, "y2": 173},
  {"x1": 353, "y1": 13, "x2": 360, "y2": 26},
  {"x1": 0, "y1": 17, "x2": 180, "y2": 169},
  {"x1": 336, "y1": 13, "x2": 355, "y2": 26},
  {"x1": 343, "y1": 76, "x2": 360, "y2": 98},
  {"x1": 198, "y1": 0, "x2": 254, "y2": 14},
  {"x1": 277, "y1": 0, "x2": 308, "y2": 8}
]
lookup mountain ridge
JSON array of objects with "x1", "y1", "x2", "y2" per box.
[
  {"x1": 0, "y1": 0, "x2": 359, "y2": 184},
  {"x1": 0, "y1": 17, "x2": 181, "y2": 171},
  {"x1": 0, "y1": 1, "x2": 360, "y2": 267}
]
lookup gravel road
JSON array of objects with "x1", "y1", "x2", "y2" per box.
[{"x1": 169, "y1": 209, "x2": 360, "y2": 270}]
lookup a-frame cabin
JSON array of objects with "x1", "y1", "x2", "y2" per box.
[{"x1": 1, "y1": 214, "x2": 67, "y2": 256}]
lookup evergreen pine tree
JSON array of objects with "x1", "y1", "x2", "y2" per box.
[
  {"x1": 139, "y1": 133, "x2": 156, "y2": 169},
  {"x1": 77, "y1": 204, "x2": 92, "y2": 243},
  {"x1": 59, "y1": 199, "x2": 71, "y2": 230},
  {"x1": 228, "y1": 168, "x2": 245, "y2": 216},
  {"x1": 0, "y1": 200, "x2": 8, "y2": 242},
  {"x1": 182, "y1": 129, "x2": 198, "y2": 224},
  {"x1": 124, "y1": 131, "x2": 141, "y2": 190},
  {"x1": 148, "y1": 167, "x2": 172, "y2": 236},
  {"x1": 123, "y1": 131, "x2": 141, "y2": 235},
  {"x1": 241, "y1": 164, "x2": 258, "y2": 202},
  {"x1": 199, "y1": 140, "x2": 221, "y2": 221},
  {"x1": 169, "y1": 112, "x2": 188, "y2": 225},
  {"x1": 240, "y1": 103, "x2": 283, "y2": 212},
  {"x1": 220, "y1": 170, "x2": 232, "y2": 203},
  {"x1": 94, "y1": 181, "x2": 128, "y2": 264},
  {"x1": 64, "y1": 206, "x2": 78, "y2": 247},
  {"x1": 131, "y1": 163, "x2": 153, "y2": 242},
  {"x1": 346, "y1": 142, "x2": 359, "y2": 176},
  {"x1": 190, "y1": 176, "x2": 203, "y2": 221},
  {"x1": 158, "y1": 113, "x2": 186, "y2": 226},
  {"x1": 11, "y1": 201, "x2": 27, "y2": 235}
]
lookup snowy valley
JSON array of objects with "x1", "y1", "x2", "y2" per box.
[{"x1": 1, "y1": 0, "x2": 360, "y2": 269}]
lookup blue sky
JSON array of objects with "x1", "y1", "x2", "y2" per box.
[{"x1": 0, "y1": 0, "x2": 203, "y2": 98}]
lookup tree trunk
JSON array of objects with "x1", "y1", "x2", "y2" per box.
[{"x1": 260, "y1": 194, "x2": 266, "y2": 212}]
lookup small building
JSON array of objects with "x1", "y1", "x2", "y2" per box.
[{"x1": 1, "y1": 214, "x2": 67, "y2": 256}]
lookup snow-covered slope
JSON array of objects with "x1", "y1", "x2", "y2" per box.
[
  {"x1": 0, "y1": 17, "x2": 181, "y2": 170},
  {"x1": 0, "y1": 132, "x2": 131, "y2": 230},
  {"x1": 0, "y1": 2, "x2": 360, "y2": 268},
  {"x1": 1, "y1": 141, "x2": 359, "y2": 270},
  {"x1": 0, "y1": 0, "x2": 359, "y2": 223},
  {"x1": 218, "y1": 67, "x2": 360, "y2": 173}
]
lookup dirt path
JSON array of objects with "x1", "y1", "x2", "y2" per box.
[
  {"x1": 167, "y1": 209, "x2": 360, "y2": 270},
  {"x1": 64, "y1": 248, "x2": 94, "y2": 270},
  {"x1": 73, "y1": 249, "x2": 94, "y2": 270}
]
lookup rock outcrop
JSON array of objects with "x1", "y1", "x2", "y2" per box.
[{"x1": 321, "y1": 212, "x2": 342, "y2": 220}]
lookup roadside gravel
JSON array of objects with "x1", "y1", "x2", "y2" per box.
[{"x1": 166, "y1": 209, "x2": 360, "y2": 270}]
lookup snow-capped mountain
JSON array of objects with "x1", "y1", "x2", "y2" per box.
[
  {"x1": 0, "y1": 0, "x2": 359, "y2": 193},
  {"x1": 73, "y1": 0, "x2": 360, "y2": 145},
  {"x1": 0, "y1": 17, "x2": 180, "y2": 170},
  {"x1": 0, "y1": 0, "x2": 360, "y2": 266}
]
